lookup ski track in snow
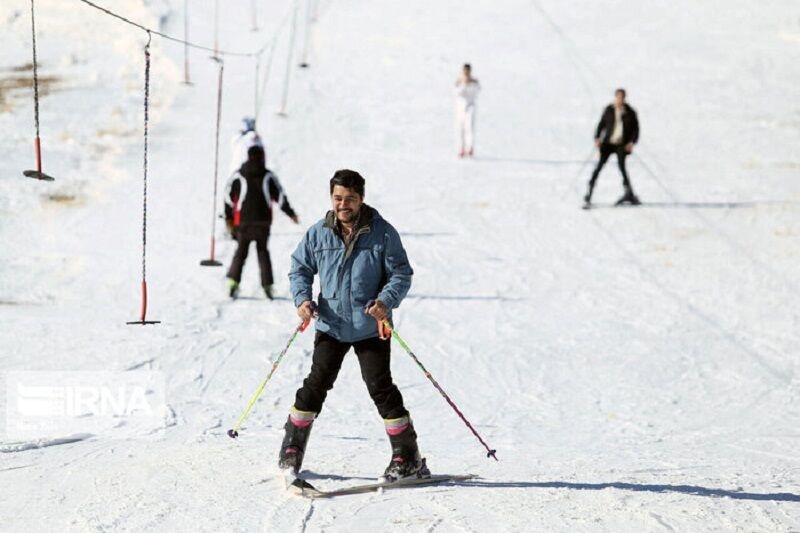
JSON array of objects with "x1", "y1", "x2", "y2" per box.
[
  {"x1": 0, "y1": 433, "x2": 94, "y2": 453},
  {"x1": 1, "y1": 0, "x2": 800, "y2": 530}
]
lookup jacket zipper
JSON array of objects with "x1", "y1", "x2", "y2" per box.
[{"x1": 336, "y1": 225, "x2": 371, "y2": 289}]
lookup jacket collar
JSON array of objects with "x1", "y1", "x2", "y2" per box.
[
  {"x1": 324, "y1": 204, "x2": 376, "y2": 232},
  {"x1": 609, "y1": 103, "x2": 632, "y2": 115}
]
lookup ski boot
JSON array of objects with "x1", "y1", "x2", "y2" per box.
[
  {"x1": 382, "y1": 417, "x2": 430, "y2": 482},
  {"x1": 228, "y1": 278, "x2": 239, "y2": 299},
  {"x1": 582, "y1": 184, "x2": 594, "y2": 210},
  {"x1": 278, "y1": 408, "x2": 316, "y2": 474},
  {"x1": 263, "y1": 284, "x2": 274, "y2": 301},
  {"x1": 615, "y1": 189, "x2": 641, "y2": 206}
]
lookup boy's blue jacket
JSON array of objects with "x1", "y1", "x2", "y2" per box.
[{"x1": 289, "y1": 205, "x2": 413, "y2": 342}]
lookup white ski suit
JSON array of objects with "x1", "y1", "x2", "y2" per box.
[{"x1": 455, "y1": 79, "x2": 480, "y2": 154}]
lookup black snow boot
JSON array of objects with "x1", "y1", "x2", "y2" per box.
[
  {"x1": 383, "y1": 421, "x2": 430, "y2": 481},
  {"x1": 278, "y1": 412, "x2": 315, "y2": 473}
]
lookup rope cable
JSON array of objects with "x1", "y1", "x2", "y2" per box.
[
  {"x1": 77, "y1": 0, "x2": 258, "y2": 58},
  {"x1": 142, "y1": 31, "x2": 152, "y2": 286},
  {"x1": 29, "y1": 0, "x2": 40, "y2": 139}
]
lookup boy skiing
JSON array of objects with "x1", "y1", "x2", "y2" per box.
[
  {"x1": 224, "y1": 117, "x2": 265, "y2": 237},
  {"x1": 225, "y1": 145, "x2": 298, "y2": 299}
]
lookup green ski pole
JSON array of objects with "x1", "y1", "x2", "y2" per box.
[{"x1": 228, "y1": 312, "x2": 313, "y2": 439}]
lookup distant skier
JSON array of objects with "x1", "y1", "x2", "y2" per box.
[
  {"x1": 224, "y1": 117, "x2": 264, "y2": 237},
  {"x1": 455, "y1": 63, "x2": 480, "y2": 158},
  {"x1": 226, "y1": 145, "x2": 298, "y2": 300},
  {"x1": 279, "y1": 169, "x2": 428, "y2": 481},
  {"x1": 584, "y1": 88, "x2": 641, "y2": 208}
]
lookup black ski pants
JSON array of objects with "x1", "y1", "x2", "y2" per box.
[
  {"x1": 589, "y1": 143, "x2": 634, "y2": 194},
  {"x1": 227, "y1": 223, "x2": 273, "y2": 287},
  {"x1": 294, "y1": 331, "x2": 408, "y2": 420}
]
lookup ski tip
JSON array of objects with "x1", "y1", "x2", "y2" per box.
[{"x1": 288, "y1": 476, "x2": 320, "y2": 497}]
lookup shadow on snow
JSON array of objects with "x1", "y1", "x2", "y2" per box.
[
  {"x1": 587, "y1": 200, "x2": 793, "y2": 209},
  {"x1": 457, "y1": 479, "x2": 800, "y2": 502},
  {"x1": 405, "y1": 294, "x2": 526, "y2": 302}
]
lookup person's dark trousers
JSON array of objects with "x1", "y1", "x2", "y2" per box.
[
  {"x1": 587, "y1": 143, "x2": 634, "y2": 199},
  {"x1": 226, "y1": 223, "x2": 274, "y2": 287},
  {"x1": 294, "y1": 331, "x2": 408, "y2": 420}
]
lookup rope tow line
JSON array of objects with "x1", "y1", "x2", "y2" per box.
[
  {"x1": 22, "y1": 0, "x2": 55, "y2": 182},
  {"x1": 76, "y1": 0, "x2": 278, "y2": 59},
  {"x1": 127, "y1": 31, "x2": 160, "y2": 326}
]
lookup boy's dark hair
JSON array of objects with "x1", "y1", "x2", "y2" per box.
[
  {"x1": 330, "y1": 169, "x2": 365, "y2": 197},
  {"x1": 464, "y1": 63, "x2": 471, "y2": 70},
  {"x1": 247, "y1": 145, "x2": 265, "y2": 163},
  {"x1": 615, "y1": 87, "x2": 626, "y2": 97}
]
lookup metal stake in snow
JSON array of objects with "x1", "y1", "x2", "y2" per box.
[
  {"x1": 382, "y1": 319, "x2": 498, "y2": 460},
  {"x1": 254, "y1": 56, "x2": 260, "y2": 119},
  {"x1": 277, "y1": 0, "x2": 300, "y2": 116},
  {"x1": 298, "y1": 0, "x2": 312, "y2": 68},
  {"x1": 213, "y1": 0, "x2": 219, "y2": 59},
  {"x1": 127, "y1": 32, "x2": 160, "y2": 326},
  {"x1": 22, "y1": 0, "x2": 54, "y2": 182},
  {"x1": 200, "y1": 58, "x2": 225, "y2": 267},
  {"x1": 250, "y1": 0, "x2": 258, "y2": 31},
  {"x1": 182, "y1": 0, "x2": 191, "y2": 85},
  {"x1": 254, "y1": 7, "x2": 293, "y2": 124}
]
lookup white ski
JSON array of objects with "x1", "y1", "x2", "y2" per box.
[{"x1": 288, "y1": 474, "x2": 476, "y2": 498}]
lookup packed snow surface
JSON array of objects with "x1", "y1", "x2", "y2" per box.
[{"x1": 1, "y1": 0, "x2": 799, "y2": 530}]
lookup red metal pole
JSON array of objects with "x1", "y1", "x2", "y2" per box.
[
  {"x1": 34, "y1": 136, "x2": 42, "y2": 174},
  {"x1": 140, "y1": 280, "x2": 148, "y2": 322}
]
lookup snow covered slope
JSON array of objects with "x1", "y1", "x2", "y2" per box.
[{"x1": 1, "y1": 0, "x2": 799, "y2": 530}]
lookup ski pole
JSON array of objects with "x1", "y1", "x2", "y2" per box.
[
  {"x1": 228, "y1": 304, "x2": 316, "y2": 438},
  {"x1": 381, "y1": 318, "x2": 498, "y2": 461}
]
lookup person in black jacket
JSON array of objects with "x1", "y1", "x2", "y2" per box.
[
  {"x1": 584, "y1": 88, "x2": 640, "y2": 207},
  {"x1": 226, "y1": 145, "x2": 299, "y2": 299}
]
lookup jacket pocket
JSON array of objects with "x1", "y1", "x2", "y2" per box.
[
  {"x1": 350, "y1": 245, "x2": 383, "y2": 302},
  {"x1": 317, "y1": 295, "x2": 340, "y2": 328},
  {"x1": 315, "y1": 247, "x2": 342, "y2": 298}
]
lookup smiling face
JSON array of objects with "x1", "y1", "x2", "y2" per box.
[{"x1": 331, "y1": 185, "x2": 363, "y2": 225}]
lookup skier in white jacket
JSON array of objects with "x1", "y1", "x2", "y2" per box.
[
  {"x1": 225, "y1": 117, "x2": 264, "y2": 237},
  {"x1": 229, "y1": 117, "x2": 264, "y2": 176},
  {"x1": 454, "y1": 63, "x2": 480, "y2": 158}
]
